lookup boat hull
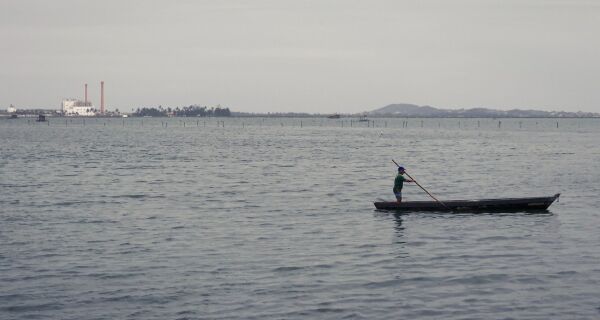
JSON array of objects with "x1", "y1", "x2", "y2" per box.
[{"x1": 374, "y1": 194, "x2": 560, "y2": 212}]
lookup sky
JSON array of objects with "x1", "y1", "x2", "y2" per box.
[{"x1": 1, "y1": 0, "x2": 599, "y2": 113}]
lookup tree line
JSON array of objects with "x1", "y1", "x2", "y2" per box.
[{"x1": 133, "y1": 105, "x2": 231, "y2": 117}]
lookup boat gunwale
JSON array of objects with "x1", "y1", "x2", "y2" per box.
[{"x1": 373, "y1": 194, "x2": 560, "y2": 212}]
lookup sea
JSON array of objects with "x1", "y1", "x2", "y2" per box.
[{"x1": 1, "y1": 117, "x2": 600, "y2": 319}]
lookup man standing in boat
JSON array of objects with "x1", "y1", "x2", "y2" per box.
[{"x1": 394, "y1": 166, "x2": 414, "y2": 203}]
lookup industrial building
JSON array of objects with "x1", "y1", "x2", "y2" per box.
[
  {"x1": 61, "y1": 99, "x2": 95, "y2": 116},
  {"x1": 61, "y1": 81, "x2": 105, "y2": 116}
]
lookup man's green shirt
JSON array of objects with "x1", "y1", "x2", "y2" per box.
[{"x1": 393, "y1": 174, "x2": 406, "y2": 192}]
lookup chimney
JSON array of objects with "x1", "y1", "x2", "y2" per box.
[
  {"x1": 84, "y1": 83, "x2": 88, "y2": 105},
  {"x1": 100, "y1": 81, "x2": 105, "y2": 114}
]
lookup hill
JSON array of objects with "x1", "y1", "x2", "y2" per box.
[{"x1": 369, "y1": 104, "x2": 599, "y2": 118}]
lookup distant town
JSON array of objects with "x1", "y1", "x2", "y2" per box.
[{"x1": 1, "y1": 83, "x2": 598, "y2": 119}]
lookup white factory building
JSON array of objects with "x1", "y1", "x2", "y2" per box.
[{"x1": 62, "y1": 99, "x2": 96, "y2": 116}]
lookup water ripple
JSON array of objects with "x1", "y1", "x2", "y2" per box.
[{"x1": 1, "y1": 118, "x2": 600, "y2": 319}]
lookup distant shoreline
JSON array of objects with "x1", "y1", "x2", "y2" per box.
[
  {"x1": 3, "y1": 103, "x2": 599, "y2": 119},
  {"x1": 2, "y1": 114, "x2": 599, "y2": 119}
]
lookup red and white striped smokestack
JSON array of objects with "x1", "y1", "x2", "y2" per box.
[
  {"x1": 100, "y1": 81, "x2": 105, "y2": 114},
  {"x1": 84, "y1": 83, "x2": 88, "y2": 104}
]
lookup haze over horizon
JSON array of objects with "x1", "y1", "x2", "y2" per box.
[{"x1": 1, "y1": 0, "x2": 599, "y2": 113}]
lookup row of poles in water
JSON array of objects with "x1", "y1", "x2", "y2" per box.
[{"x1": 21, "y1": 118, "x2": 564, "y2": 128}]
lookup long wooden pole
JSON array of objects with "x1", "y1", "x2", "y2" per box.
[{"x1": 392, "y1": 159, "x2": 450, "y2": 210}]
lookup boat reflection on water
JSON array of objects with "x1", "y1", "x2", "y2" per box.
[
  {"x1": 382, "y1": 207, "x2": 557, "y2": 240},
  {"x1": 393, "y1": 214, "x2": 404, "y2": 234}
]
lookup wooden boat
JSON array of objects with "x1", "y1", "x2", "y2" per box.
[
  {"x1": 327, "y1": 114, "x2": 341, "y2": 119},
  {"x1": 374, "y1": 193, "x2": 560, "y2": 212}
]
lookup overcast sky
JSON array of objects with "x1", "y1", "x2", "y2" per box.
[{"x1": 1, "y1": 0, "x2": 599, "y2": 113}]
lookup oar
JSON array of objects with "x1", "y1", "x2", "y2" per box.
[{"x1": 392, "y1": 159, "x2": 450, "y2": 210}]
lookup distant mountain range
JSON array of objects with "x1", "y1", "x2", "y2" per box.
[{"x1": 368, "y1": 103, "x2": 599, "y2": 118}]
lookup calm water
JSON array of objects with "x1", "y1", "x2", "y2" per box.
[{"x1": 1, "y1": 117, "x2": 600, "y2": 319}]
